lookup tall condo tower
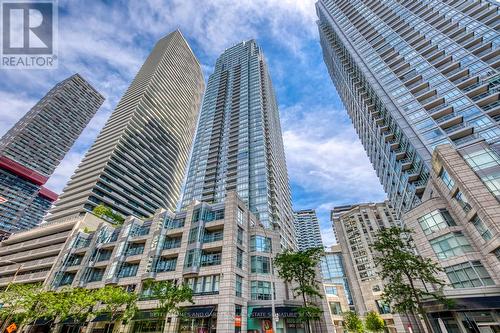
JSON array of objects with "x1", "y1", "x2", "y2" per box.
[
  {"x1": 47, "y1": 30, "x2": 205, "y2": 222},
  {"x1": 181, "y1": 40, "x2": 295, "y2": 248},
  {"x1": 294, "y1": 209, "x2": 323, "y2": 250},
  {"x1": 316, "y1": 0, "x2": 500, "y2": 216},
  {"x1": 0, "y1": 74, "x2": 104, "y2": 233}
]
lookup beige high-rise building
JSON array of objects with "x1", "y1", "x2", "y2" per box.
[
  {"x1": 332, "y1": 201, "x2": 416, "y2": 333},
  {"x1": 404, "y1": 143, "x2": 500, "y2": 333},
  {"x1": 46, "y1": 30, "x2": 204, "y2": 223}
]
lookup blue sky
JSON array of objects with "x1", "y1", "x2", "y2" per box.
[{"x1": 0, "y1": 0, "x2": 386, "y2": 246}]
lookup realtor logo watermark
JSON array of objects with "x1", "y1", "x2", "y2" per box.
[{"x1": 1, "y1": 0, "x2": 58, "y2": 69}]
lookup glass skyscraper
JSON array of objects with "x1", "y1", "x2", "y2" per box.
[
  {"x1": 294, "y1": 209, "x2": 323, "y2": 250},
  {"x1": 316, "y1": 0, "x2": 499, "y2": 216},
  {"x1": 0, "y1": 74, "x2": 104, "y2": 233},
  {"x1": 47, "y1": 31, "x2": 205, "y2": 223},
  {"x1": 181, "y1": 40, "x2": 295, "y2": 248}
]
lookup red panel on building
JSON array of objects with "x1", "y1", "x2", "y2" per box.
[
  {"x1": 0, "y1": 156, "x2": 48, "y2": 185},
  {"x1": 38, "y1": 186, "x2": 58, "y2": 202}
]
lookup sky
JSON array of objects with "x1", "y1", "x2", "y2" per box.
[{"x1": 0, "y1": 0, "x2": 386, "y2": 246}]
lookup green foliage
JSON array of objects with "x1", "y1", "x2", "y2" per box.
[
  {"x1": 0, "y1": 284, "x2": 103, "y2": 329},
  {"x1": 371, "y1": 226, "x2": 450, "y2": 316},
  {"x1": 274, "y1": 247, "x2": 324, "y2": 330},
  {"x1": 95, "y1": 285, "x2": 138, "y2": 323},
  {"x1": 0, "y1": 283, "x2": 45, "y2": 326},
  {"x1": 142, "y1": 279, "x2": 193, "y2": 330},
  {"x1": 365, "y1": 311, "x2": 385, "y2": 332},
  {"x1": 92, "y1": 204, "x2": 125, "y2": 225},
  {"x1": 143, "y1": 279, "x2": 193, "y2": 317},
  {"x1": 343, "y1": 311, "x2": 363, "y2": 333}
]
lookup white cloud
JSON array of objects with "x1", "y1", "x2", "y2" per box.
[
  {"x1": 1, "y1": 0, "x2": 387, "y2": 238},
  {"x1": 0, "y1": 91, "x2": 36, "y2": 134}
]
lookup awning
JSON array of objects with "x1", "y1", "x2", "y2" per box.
[
  {"x1": 250, "y1": 307, "x2": 298, "y2": 319},
  {"x1": 183, "y1": 306, "x2": 216, "y2": 318},
  {"x1": 133, "y1": 311, "x2": 163, "y2": 321}
]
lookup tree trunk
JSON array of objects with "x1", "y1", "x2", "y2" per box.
[
  {"x1": 300, "y1": 292, "x2": 312, "y2": 333},
  {"x1": 407, "y1": 276, "x2": 433, "y2": 333}
]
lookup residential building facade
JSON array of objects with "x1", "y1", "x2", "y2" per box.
[
  {"x1": 1, "y1": 192, "x2": 333, "y2": 333},
  {"x1": 294, "y1": 209, "x2": 323, "y2": 250},
  {"x1": 317, "y1": 0, "x2": 500, "y2": 217},
  {"x1": 0, "y1": 74, "x2": 104, "y2": 233},
  {"x1": 46, "y1": 30, "x2": 204, "y2": 223},
  {"x1": 403, "y1": 143, "x2": 500, "y2": 333},
  {"x1": 321, "y1": 245, "x2": 353, "y2": 331},
  {"x1": 0, "y1": 213, "x2": 103, "y2": 289},
  {"x1": 332, "y1": 201, "x2": 415, "y2": 332},
  {"x1": 180, "y1": 40, "x2": 296, "y2": 249}
]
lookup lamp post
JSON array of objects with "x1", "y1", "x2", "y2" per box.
[
  {"x1": 260, "y1": 223, "x2": 277, "y2": 333},
  {"x1": 0, "y1": 259, "x2": 23, "y2": 291}
]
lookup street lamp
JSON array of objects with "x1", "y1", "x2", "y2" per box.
[
  {"x1": 259, "y1": 223, "x2": 277, "y2": 333},
  {"x1": 0, "y1": 259, "x2": 23, "y2": 291}
]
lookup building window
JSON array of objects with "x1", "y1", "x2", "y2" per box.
[
  {"x1": 250, "y1": 281, "x2": 272, "y2": 300},
  {"x1": 184, "y1": 249, "x2": 201, "y2": 268},
  {"x1": 200, "y1": 250, "x2": 221, "y2": 266},
  {"x1": 155, "y1": 257, "x2": 177, "y2": 272},
  {"x1": 117, "y1": 263, "x2": 139, "y2": 278},
  {"x1": 186, "y1": 274, "x2": 220, "y2": 295},
  {"x1": 192, "y1": 207, "x2": 224, "y2": 223},
  {"x1": 483, "y1": 173, "x2": 500, "y2": 196},
  {"x1": 376, "y1": 300, "x2": 391, "y2": 314},
  {"x1": 463, "y1": 148, "x2": 500, "y2": 171},
  {"x1": 250, "y1": 235, "x2": 272, "y2": 253},
  {"x1": 203, "y1": 229, "x2": 223, "y2": 243},
  {"x1": 470, "y1": 215, "x2": 492, "y2": 241},
  {"x1": 250, "y1": 256, "x2": 270, "y2": 274},
  {"x1": 163, "y1": 236, "x2": 182, "y2": 249},
  {"x1": 325, "y1": 286, "x2": 338, "y2": 295},
  {"x1": 440, "y1": 169, "x2": 455, "y2": 190},
  {"x1": 430, "y1": 232, "x2": 473, "y2": 259},
  {"x1": 236, "y1": 248, "x2": 243, "y2": 269},
  {"x1": 125, "y1": 242, "x2": 145, "y2": 256},
  {"x1": 329, "y1": 302, "x2": 342, "y2": 315},
  {"x1": 237, "y1": 227, "x2": 243, "y2": 245},
  {"x1": 445, "y1": 261, "x2": 494, "y2": 288},
  {"x1": 236, "y1": 275, "x2": 243, "y2": 297},
  {"x1": 86, "y1": 268, "x2": 105, "y2": 282},
  {"x1": 454, "y1": 190, "x2": 472, "y2": 213},
  {"x1": 494, "y1": 248, "x2": 500, "y2": 261},
  {"x1": 237, "y1": 208, "x2": 245, "y2": 225},
  {"x1": 417, "y1": 209, "x2": 456, "y2": 235}
]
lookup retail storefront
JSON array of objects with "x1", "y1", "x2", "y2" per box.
[
  {"x1": 88, "y1": 313, "x2": 116, "y2": 333},
  {"x1": 179, "y1": 305, "x2": 217, "y2": 333},
  {"x1": 427, "y1": 296, "x2": 500, "y2": 333},
  {"x1": 247, "y1": 306, "x2": 304, "y2": 333},
  {"x1": 131, "y1": 311, "x2": 165, "y2": 333}
]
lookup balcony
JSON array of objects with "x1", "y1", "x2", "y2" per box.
[
  {"x1": 460, "y1": 80, "x2": 484, "y2": 93},
  {"x1": 444, "y1": 122, "x2": 474, "y2": 140},
  {"x1": 429, "y1": 103, "x2": 454, "y2": 119},
  {"x1": 406, "y1": 77, "x2": 424, "y2": 89},
  {"x1": 452, "y1": 133, "x2": 484, "y2": 147},
  {"x1": 417, "y1": 91, "x2": 438, "y2": 105},
  {"x1": 436, "y1": 113, "x2": 463, "y2": 129}
]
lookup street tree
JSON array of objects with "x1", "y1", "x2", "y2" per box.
[
  {"x1": 343, "y1": 311, "x2": 363, "y2": 333},
  {"x1": 365, "y1": 310, "x2": 385, "y2": 332},
  {"x1": 142, "y1": 279, "x2": 194, "y2": 331},
  {"x1": 95, "y1": 285, "x2": 138, "y2": 333},
  {"x1": 274, "y1": 247, "x2": 324, "y2": 333},
  {"x1": 0, "y1": 283, "x2": 45, "y2": 331},
  {"x1": 372, "y1": 226, "x2": 451, "y2": 332}
]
